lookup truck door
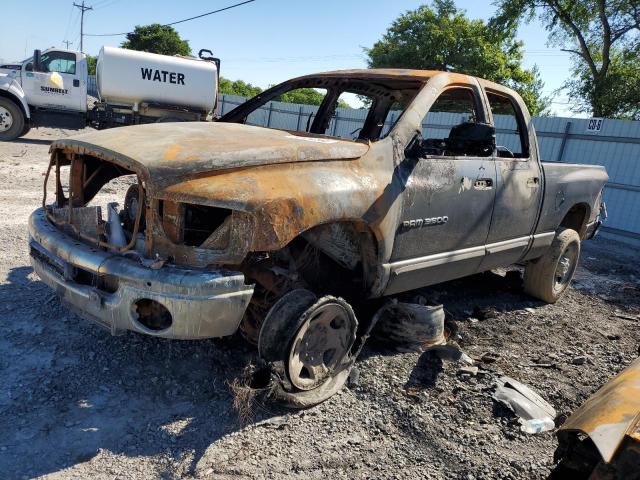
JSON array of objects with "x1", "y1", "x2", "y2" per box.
[
  {"x1": 478, "y1": 88, "x2": 543, "y2": 271},
  {"x1": 385, "y1": 85, "x2": 497, "y2": 295},
  {"x1": 22, "y1": 50, "x2": 86, "y2": 112}
]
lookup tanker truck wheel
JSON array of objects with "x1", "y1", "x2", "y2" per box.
[
  {"x1": 0, "y1": 97, "x2": 25, "y2": 141},
  {"x1": 258, "y1": 290, "x2": 358, "y2": 408},
  {"x1": 155, "y1": 115, "x2": 185, "y2": 123}
]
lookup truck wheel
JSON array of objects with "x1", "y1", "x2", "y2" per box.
[
  {"x1": 258, "y1": 290, "x2": 358, "y2": 408},
  {"x1": 0, "y1": 97, "x2": 25, "y2": 141},
  {"x1": 524, "y1": 228, "x2": 581, "y2": 303},
  {"x1": 155, "y1": 116, "x2": 184, "y2": 123}
]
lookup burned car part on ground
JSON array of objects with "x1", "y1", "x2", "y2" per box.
[
  {"x1": 29, "y1": 69, "x2": 608, "y2": 406},
  {"x1": 552, "y1": 358, "x2": 640, "y2": 480}
]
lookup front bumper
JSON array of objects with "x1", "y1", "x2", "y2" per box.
[{"x1": 28, "y1": 208, "x2": 254, "y2": 339}]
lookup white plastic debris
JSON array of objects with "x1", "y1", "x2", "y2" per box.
[{"x1": 521, "y1": 418, "x2": 555, "y2": 434}]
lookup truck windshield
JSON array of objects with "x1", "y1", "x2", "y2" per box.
[{"x1": 219, "y1": 76, "x2": 424, "y2": 142}]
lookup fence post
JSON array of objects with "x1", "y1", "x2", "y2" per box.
[
  {"x1": 266, "y1": 102, "x2": 273, "y2": 127},
  {"x1": 556, "y1": 121, "x2": 572, "y2": 162},
  {"x1": 331, "y1": 112, "x2": 339, "y2": 136},
  {"x1": 219, "y1": 95, "x2": 225, "y2": 116},
  {"x1": 296, "y1": 105, "x2": 303, "y2": 131}
]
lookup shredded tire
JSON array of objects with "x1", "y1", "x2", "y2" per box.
[{"x1": 259, "y1": 292, "x2": 358, "y2": 408}]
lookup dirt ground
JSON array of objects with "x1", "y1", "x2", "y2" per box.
[{"x1": 1, "y1": 127, "x2": 639, "y2": 480}]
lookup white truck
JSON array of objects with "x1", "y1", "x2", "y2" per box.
[{"x1": 0, "y1": 46, "x2": 219, "y2": 141}]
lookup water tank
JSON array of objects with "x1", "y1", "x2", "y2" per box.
[{"x1": 96, "y1": 46, "x2": 217, "y2": 112}]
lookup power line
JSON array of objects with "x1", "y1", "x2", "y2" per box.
[
  {"x1": 73, "y1": 1, "x2": 93, "y2": 53},
  {"x1": 85, "y1": 0, "x2": 256, "y2": 37},
  {"x1": 62, "y1": 4, "x2": 76, "y2": 44}
]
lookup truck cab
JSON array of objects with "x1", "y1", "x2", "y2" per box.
[
  {"x1": 0, "y1": 48, "x2": 88, "y2": 140},
  {"x1": 19, "y1": 48, "x2": 88, "y2": 113}
]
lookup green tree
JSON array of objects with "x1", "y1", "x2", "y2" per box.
[
  {"x1": 277, "y1": 88, "x2": 351, "y2": 108},
  {"x1": 218, "y1": 77, "x2": 263, "y2": 97},
  {"x1": 492, "y1": 0, "x2": 640, "y2": 119},
  {"x1": 86, "y1": 55, "x2": 97, "y2": 75},
  {"x1": 121, "y1": 24, "x2": 191, "y2": 56},
  {"x1": 365, "y1": 0, "x2": 550, "y2": 115}
]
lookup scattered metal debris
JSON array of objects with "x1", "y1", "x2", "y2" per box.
[
  {"x1": 493, "y1": 376, "x2": 557, "y2": 434},
  {"x1": 613, "y1": 310, "x2": 640, "y2": 321},
  {"x1": 427, "y1": 343, "x2": 475, "y2": 366}
]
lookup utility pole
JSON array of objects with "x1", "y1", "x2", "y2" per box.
[
  {"x1": 73, "y1": 1, "x2": 93, "y2": 53},
  {"x1": 63, "y1": 40, "x2": 72, "y2": 49}
]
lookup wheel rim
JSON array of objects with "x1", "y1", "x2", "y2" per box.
[
  {"x1": 0, "y1": 106, "x2": 13, "y2": 132},
  {"x1": 288, "y1": 302, "x2": 355, "y2": 391},
  {"x1": 554, "y1": 242, "x2": 579, "y2": 292}
]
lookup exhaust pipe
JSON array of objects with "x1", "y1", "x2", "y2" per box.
[{"x1": 107, "y1": 202, "x2": 127, "y2": 247}]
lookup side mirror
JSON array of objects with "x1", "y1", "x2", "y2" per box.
[
  {"x1": 33, "y1": 49, "x2": 42, "y2": 72},
  {"x1": 25, "y1": 62, "x2": 34, "y2": 72}
]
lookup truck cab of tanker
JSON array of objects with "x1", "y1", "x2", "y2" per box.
[
  {"x1": 0, "y1": 48, "x2": 88, "y2": 139},
  {"x1": 17, "y1": 49, "x2": 88, "y2": 112}
]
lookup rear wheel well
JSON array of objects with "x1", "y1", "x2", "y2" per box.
[{"x1": 560, "y1": 203, "x2": 590, "y2": 237}]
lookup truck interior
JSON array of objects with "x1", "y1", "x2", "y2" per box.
[{"x1": 219, "y1": 76, "x2": 426, "y2": 142}]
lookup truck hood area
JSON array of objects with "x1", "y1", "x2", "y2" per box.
[{"x1": 51, "y1": 122, "x2": 369, "y2": 192}]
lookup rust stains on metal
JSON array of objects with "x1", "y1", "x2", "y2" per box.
[
  {"x1": 163, "y1": 143, "x2": 182, "y2": 162},
  {"x1": 159, "y1": 159, "x2": 384, "y2": 253},
  {"x1": 50, "y1": 122, "x2": 369, "y2": 195},
  {"x1": 559, "y1": 357, "x2": 640, "y2": 463}
]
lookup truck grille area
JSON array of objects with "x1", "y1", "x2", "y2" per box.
[
  {"x1": 44, "y1": 152, "x2": 146, "y2": 254},
  {"x1": 160, "y1": 201, "x2": 232, "y2": 248}
]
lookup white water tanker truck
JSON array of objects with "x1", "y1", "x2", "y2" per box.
[{"x1": 0, "y1": 46, "x2": 220, "y2": 141}]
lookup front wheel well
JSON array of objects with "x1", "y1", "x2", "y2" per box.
[
  {"x1": 238, "y1": 221, "x2": 381, "y2": 343},
  {"x1": 560, "y1": 203, "x2": 590, "y2": 237},
  {"x1": 0, "y1": 90, "x2": 28, "y2": 119}
]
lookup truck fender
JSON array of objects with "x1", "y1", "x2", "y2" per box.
[{"x1": 0, "y1": 76, "x2": 30, "y2": 119}]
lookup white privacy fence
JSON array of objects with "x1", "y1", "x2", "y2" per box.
[{"x1": 86, "y1": 76, "x2": 640, "y2": 245}]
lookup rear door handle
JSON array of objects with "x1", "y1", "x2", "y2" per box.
[{"x1": 474, "y1": 178, "x2": 493, "y2": 190}]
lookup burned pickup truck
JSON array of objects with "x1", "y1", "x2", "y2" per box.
[{"x1": 29, "y1": 69, "x2": 608, "y2": 406}]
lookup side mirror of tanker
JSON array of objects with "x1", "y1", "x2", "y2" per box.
[{"x1": 33, "y1": 49, "x2": 42, "y2": 72}]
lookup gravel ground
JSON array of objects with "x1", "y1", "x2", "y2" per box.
[{"x1": 1, "y1": 127, "x2": 639, "y2": 480}]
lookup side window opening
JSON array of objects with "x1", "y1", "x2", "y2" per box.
[
  {"x1": 324, "y1": 92, "x2": 374, "y2": 140},
  {"x1": 419, "y1": 88, "x2": 493, "y2": 157},
  {"x1": 41, "y1": 51, "x2": 77, "y2": 75},
  {"x1": 487, "y1": 92, "x2": 529, "y2": 159},
  {"x1": 245, "y1": 87, "x2": 328, "y2": 133}
]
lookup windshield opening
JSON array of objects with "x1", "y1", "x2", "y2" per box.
[{"x1": 219, "y1": 76, "x2": 426, "y2": 142}]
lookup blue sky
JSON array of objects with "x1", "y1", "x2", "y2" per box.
[{"x1": 0, "y1": 0, "x2": 576, "y2": 116}]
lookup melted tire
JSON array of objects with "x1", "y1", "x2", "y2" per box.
[
  {"x1": 258, "y1": 292, "x2": 358, "y2": 408},
  {"x1": 524, "y1": 228, "x2": 581, "y2": 303}
]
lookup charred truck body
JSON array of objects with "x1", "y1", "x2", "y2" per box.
[
  {"x1": 29, "y1": 70, "x2": 608, "y2": 406},
  {"x1": 0, "y1": 46, "x2": 219, "y2": 140}
]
